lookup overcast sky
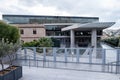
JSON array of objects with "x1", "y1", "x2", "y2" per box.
[{"x1": 0, "y1": 0, "x2": 120, "y2": 29}]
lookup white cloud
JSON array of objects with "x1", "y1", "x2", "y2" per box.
[
  {"x1": 25, "y1": 4, "x2": 72, "y2": 16},
  {"x1": 0, "y1": 0, "x2": 73, "y2": 19},
  {"x1": 0, "y1": 12, "x2": 2, "y2": 20},
  {"x1": 0, "y1": 0, "x2": 120, "y2": 29},
  {"x1": 107, "y1": 19, "x2": 120, "y2": 29}
]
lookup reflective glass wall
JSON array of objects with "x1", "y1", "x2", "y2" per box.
[
  {"x1": 3, "y1": 15, "x2": 99, "y2": 24},
  {"x1": 2, "y1": 15, "x2": 100, "y2": 47}
]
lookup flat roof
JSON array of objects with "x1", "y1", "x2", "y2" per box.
[
  {"x1": 62, "y1": 22, "x2": 115, "y2": 31},
  {"x1": 2, "y1": 14, "x2": 99, "y2": 19}
]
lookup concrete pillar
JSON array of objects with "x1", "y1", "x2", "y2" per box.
[
  {"x1": 70, "y1": 29, "x2": 75, "y2": 48},
  {"x1": 91, "y1": 29, "x2": 97, "y2": 47},
  {"x1": 91, "y1": 29, "x2": 97, "y2": 57}
]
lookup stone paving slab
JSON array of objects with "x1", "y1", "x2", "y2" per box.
[{"x1": 19, "y1": 66, "x2": 120, "y2": 80}]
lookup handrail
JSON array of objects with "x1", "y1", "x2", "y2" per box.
[
  {"x1": 108, "y1": 61, "x2": 120, "y2": 64},
  {"x1": 107, "y1": 61, "x2": 120, "y2": 73},
  {"x1": 17, "y1": 54, "x2": 43, "y2": 59},
  {"x1": 16, "y1": 54, "x2": 50, "y2": 67},
  {"x1": 22, "y1": 47, "x2": 104, "y2": 50}
]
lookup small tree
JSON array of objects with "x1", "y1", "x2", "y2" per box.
[
  {"x1": 7, "y1": 41, "x2": 20, "y2": 67},
  {"x1": 0, "y1": 21, "x2": 20, "y2": 72},
  {"x1": 0, "y1": 39, "x2": 8, "y2": 71},
  {"x1": 0, "y1": 39, "x2": 20, "y2": 71}
]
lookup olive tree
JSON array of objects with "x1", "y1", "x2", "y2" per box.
[
  {"x1": 8, "y1": 41, "x2": 20, "y2": 67},
  {"x1": 0, "y1": 21, "x2": 20, "y2": 71},
  {"x1": 0, "y1": 39, "x2": 8, "y2": 70},
  {"x1": 0, "y1": 39, "x2": 20, "y2": 71}
]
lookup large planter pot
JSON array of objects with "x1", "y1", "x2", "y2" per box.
[
  {"x1": 14, "y1": 66, "x2": 22, "y2": 80},
  {"x1": 0, "y1": 70, "x2": 14, "y2": 80},
  {"x1": 0, "y1": 66, "x2": 22, "y2": 80}
]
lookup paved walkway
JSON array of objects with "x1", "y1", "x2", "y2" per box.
[{"x1": 19, "y1": 66, "x2": 120, "y2": 80}]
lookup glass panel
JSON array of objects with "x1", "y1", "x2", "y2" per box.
[
  {"x1": 3, "y1": 15, "x2": 99, "y2": 24},
  {"x1": 56, "y1": 48, "x2": 65, "y2": 62}
]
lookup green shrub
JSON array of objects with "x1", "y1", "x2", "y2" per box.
[
  {"x1": 0, "y1": 21, "x2": 20, "y2": 43},
  {"x1": 22, "y1": 40, "x2": 38, "y2": 47},
  {"x1": 22, "y1": 37, "x2": 53, "y2": 47},
  {"x1": 37, "y1": 37, "x2": 53, "y2": 47},
  {"x1": 51, "y1": 38, "x2": 60, "y2": 47},
  {"x1": 102, "y1": 37, "x2": 119, "y2": 47}
]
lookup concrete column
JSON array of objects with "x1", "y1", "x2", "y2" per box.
[
  {"x1": 91, "y1": 29, "x2": 97, "y2": 47},
  {"x1": 91, "y1": 29, "x2": 97, "y2": 57},
  {"x1": 70, "y1": 29, "x2": 75, "y2": 48}
]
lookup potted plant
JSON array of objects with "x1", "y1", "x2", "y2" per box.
[
  {"x1": 0, "y1": 39, "x2": 22, "y2": 80},
  {"x1": 9, "y1": 41, "x2": 22, "y2": 80},
  {"x1": 0, "y1": 39, "x2": 14, "y2": 80}
]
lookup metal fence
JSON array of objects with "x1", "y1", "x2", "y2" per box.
[{"x1": 14, "y1": 47, "x2": 120, "y2": 74}]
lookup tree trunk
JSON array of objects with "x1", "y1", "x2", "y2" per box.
[
  {"x1": 8, "y1": 55, "x2": 12, "y2": 67},
  {"x1": 0, "y1": 59, "x2": 4, "y2": 74}
]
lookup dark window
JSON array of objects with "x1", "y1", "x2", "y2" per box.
[
  {"x1": 20, "y1": 29, "x2": 24, "y2": 34},
  {"x1": 33, "y1": 29, "x2": 37, "y2": 34},
  {"x1": 97, "y1": 30, "x2": 102, "y2": 35}
]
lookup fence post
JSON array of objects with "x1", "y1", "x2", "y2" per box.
[
  {"x1": 53, "y1": 48, "x2": 56, "y2": 62},
  {"x1": 24, "y1": 47, "x2": 27, "y2": 60},
  {"x1": 33, "y1": 47, "x2": 36, "y2": 60},
  {"x1": 89, "y1": 48, "x2": 92, "y2": 64},
  {"x1": 65, "y1": 48, "x2": 67, "y2": 63},
  {"x1": 43, "y1": 47, "x2": 46, "y2": 67},
  {"x1": 116, "y1": 48, "x2": 120, "y2": 74},
  {"x1": 16, "y1": 48, "x2": 21, "y2": 60},
  {"x1": 33, "y1": 47, "x2": 36, "y2": 67},
  {"x1": 76, "y1": 48, "x2": 79, "y2": 63},
  {"x1": 102, "y1": 49, "x2": 106, "y2": 65},
  {"x1": 43, "y1": 47, "x2": 46, "y2": 61}
]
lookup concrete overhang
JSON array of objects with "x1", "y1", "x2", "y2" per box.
[
  {"x1": 61, "y1": 22, "x2": 115, "y2": 31},
  {"x1": 12, "y1": 24, "x2": 44, "y2": 28}
]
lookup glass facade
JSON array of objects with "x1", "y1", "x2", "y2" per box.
[
  {"x1": 3, "y1": 15, "x2": 99, "y2": 24},
  {"x1": 2, "y1": 15, "x2": 101, "y2": 47},
  {"x1": 75, "y1": 30, "x2": 102, "y2": 36}
]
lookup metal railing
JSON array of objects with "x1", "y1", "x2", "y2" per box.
[
  {"x1": 14, "y1": 47, "x2": 120, "y2": 74},
  {"x1": 107, "y1": 61, "x2": 120, "y2": 74},
  {"x1": 18, "y1": 47, "x2": 107, "y2": 64}
]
